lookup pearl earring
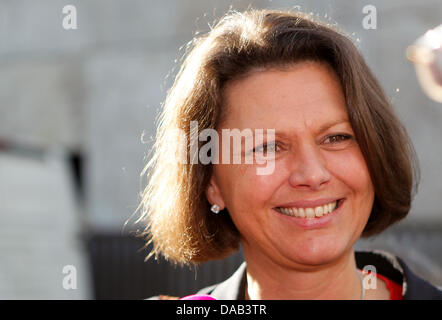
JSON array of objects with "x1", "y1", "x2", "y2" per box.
[{"x1": 210, "y1": 204, "x2": 221, "y2": 214}]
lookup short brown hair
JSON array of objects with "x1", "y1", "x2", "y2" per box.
[{"x1": 136, "y1": 9, "x2": 419, "y2": 265}]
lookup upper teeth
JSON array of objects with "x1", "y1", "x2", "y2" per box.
[{"x1": 277, "y1": 201, "x2": 338, "y2": 218}]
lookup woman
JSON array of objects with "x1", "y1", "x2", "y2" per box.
[{"x1": 140, "y1": 9, "x2": 442, "y2": 299}]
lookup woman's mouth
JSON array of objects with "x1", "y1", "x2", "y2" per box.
[{"x1": 275, "y1": 199, "x2": 343, "y2": 219}]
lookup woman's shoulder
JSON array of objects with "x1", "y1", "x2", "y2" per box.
[
  {"x1": 396, "y1": 255, "x2": 442, "y2": 299},
  {"x1": 355, "y1": 250, "x2": 442, "y2": 299},
  {"x1": 145, "y1": 262, "x2": 247, "y2": 300}
]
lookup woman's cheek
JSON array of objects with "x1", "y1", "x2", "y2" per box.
[
  {"x1": 245, "y1": 162, "x2": 285, "y2": 195},
  {"x1": 326, "y1": 150, "x2": 375, "y2": 219},
  {"x1": 226, "y1": 164, "x2": 281, "y2": 224},
  {"x1": 325, "y1": 149, "x2": 371, "y2": 186}
]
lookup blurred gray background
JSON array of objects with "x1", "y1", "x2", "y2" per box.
[{"x1": 0, "y1": 0, "x2": 441, "y2": 299}]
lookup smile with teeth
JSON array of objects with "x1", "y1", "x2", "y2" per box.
[{"x1": 276, "y1": 200, "x2": 340, "y2": 218}]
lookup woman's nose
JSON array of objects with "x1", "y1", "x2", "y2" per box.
[{"x1": 288, "y1": 143, "x2": 331, "y2": 190}]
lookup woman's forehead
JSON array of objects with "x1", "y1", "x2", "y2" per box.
[{"x1": 220, "y1": 63, "x2": 349, "y2": 131}]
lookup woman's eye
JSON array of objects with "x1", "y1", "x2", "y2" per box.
[
  {"x1": 323, "y1": 134, "x2": 353, "y2": 144},
  {"x1": 253, "y1": 142, "x2": 278, "y2": 154}
]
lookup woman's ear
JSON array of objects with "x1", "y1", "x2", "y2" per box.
[{"x1": 205, "y1": 175, "x2": 226, "y2": 209}]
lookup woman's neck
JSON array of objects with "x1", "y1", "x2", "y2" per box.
[{"x1": 244, "y1": 248, "x2": 362, "y2": 300}]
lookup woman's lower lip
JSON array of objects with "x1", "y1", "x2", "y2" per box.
[{"x1": 274, "y1": 199, "x2": 344, "y2": 229}]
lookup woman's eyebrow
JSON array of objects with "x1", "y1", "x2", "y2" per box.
[
  {"x1": 270, "y1": 119, "x2": 351, "y2": 139},
  {"x1": 316, "y1": 119, "x2": 351, "y2": 134}
]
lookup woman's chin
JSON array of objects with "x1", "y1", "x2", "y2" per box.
[{"x1": 280, "y1": 237, "x2": 350, "y2": 267}]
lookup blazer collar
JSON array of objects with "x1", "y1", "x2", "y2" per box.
[
  {"x1": 209, "y1": 262, "x2": 247, "y2": 300},
  {"x1": 204, "y1": 250, "x2": 442, "y2": 300}
]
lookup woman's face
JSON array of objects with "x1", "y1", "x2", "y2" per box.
[{"x1": 206, "y1": 62, "x2": 375, "y2": 268}]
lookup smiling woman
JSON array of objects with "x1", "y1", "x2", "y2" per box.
[{"x1": 140, "y1": 9, "x2": 442, "y2": 300}]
